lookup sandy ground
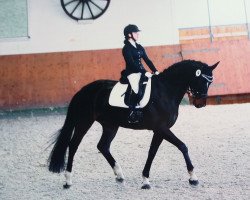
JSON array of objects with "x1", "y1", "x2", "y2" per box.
[{"x1": 0, "y1": 103, "x2": 250, "y2": 200}]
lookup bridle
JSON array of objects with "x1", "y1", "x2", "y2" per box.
[
  {"x1": 201, "y1": 74, "x2": 213, "y2": 82},
  {"x1": 187, "y1": 73, "x2": 213, "y2": 99}
]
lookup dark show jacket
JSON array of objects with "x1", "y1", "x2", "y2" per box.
[{"x1": 122, "y1": 40, "x2": 157, "y2": 75}]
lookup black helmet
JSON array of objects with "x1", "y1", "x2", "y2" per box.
[{"x1": 123, "y1": 24, "x2": 141, "y2": 38}]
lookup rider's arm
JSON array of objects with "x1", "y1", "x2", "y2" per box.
[{"x1": 140, "y1": 46, "x2": 158, "y2": 73}]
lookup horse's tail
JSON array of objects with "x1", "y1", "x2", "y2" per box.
[
  {"x1": 48, "y1": 97, "x2": 77, "y2": 173},
  {"x1": 47, "y1": 80, "x2": 111, "y2": 173}
]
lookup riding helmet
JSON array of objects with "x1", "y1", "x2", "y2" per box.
[{"x1": 123, "y1": 24, "x2": 141, "y2": 38}]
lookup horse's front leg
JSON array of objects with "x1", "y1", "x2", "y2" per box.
[
  {"x1": 161, "y1": 128, "x2": 199, "y2": 186},
  {"x1": 142, "y1": 133, "x2": 163, "y2": 189}
]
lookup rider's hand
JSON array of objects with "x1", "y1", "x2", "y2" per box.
[
  {"x1": 155, "y1": 71, "x2": 160, "y2": 75},
  {"x1": 145, "y1": 72, "x2": 153, "y2": 78}
]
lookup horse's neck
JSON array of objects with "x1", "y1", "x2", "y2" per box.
[{"x1": 158, "y1": 64, "x2": 192, "y2": 103}]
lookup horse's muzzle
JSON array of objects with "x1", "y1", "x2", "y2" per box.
[
  {"x1": 187, "y1": 91, "x2": 208, "y2": 108},
  {"x1": 192, "y1": 97, "x2": 207, "y2": 108}
]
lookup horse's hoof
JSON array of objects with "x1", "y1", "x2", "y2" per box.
[
  {"x1": 116, "y1": 177, "x2": 125, "y2": 184},
  {"x1": 63, "y1": 183, "x2": 71, "y2": 189},
  {"x1": 141, "y1": 184, "x2": 151, "y2": 190},
  {"x1": 189, "y1": 179, "x2": 199, "y2": 186}
]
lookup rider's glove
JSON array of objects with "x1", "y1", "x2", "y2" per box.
[
  {"x1": 155, "y1": 71, "x2": 160, "y2": 75},
  {"x1": 145, "y1": 72, "x2": 153, "y2": 78}
]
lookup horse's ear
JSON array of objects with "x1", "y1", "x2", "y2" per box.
[{"x1": 210, "y1": 61, "x2": 220, "y2": 70}]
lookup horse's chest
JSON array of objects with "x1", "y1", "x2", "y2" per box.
[
  {"x1": 158, "y1": 105, "x2": 178, "y2": 128},
  {"x1": 170, "y1": 113, "x2": 178, "y2": 126}
]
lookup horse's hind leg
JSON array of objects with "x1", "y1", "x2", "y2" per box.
[
  {"x1": 97, "y1": 124, "x2": 125, "y2": 183},
  {"x1": 64, "y1": 118, "x2": 94, "y2": 188}
]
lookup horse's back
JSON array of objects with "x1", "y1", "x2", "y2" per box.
[
  {"x1": 70, "y1": 80, "x2": 116, "y2": 108},
  {"x1": 77, "y1": 80, "x2": 116, "y2": 96}
]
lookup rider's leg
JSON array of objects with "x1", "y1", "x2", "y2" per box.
[{"x1": 127, "y1": 73, "x2": 143, "y2": 123}]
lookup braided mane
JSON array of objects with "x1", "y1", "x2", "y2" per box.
[{"x1": 163, "y1": 60, "x2": 208, "y2": 74}]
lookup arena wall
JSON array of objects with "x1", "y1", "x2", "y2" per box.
[{"x1": 1, "y1": 37, "x2": 250, "y2": 110}]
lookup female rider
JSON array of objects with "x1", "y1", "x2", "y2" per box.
[{"x1": 122, "y1": 24, "x2": 159, "y2": 123}]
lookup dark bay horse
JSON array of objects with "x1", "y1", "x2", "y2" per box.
[{"x1": 48, "y1": 60, "x2": 219, "y2": 189}]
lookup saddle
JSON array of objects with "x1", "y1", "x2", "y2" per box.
[{"x1": 109, "y1": 70, "x2": 152, "y2": 108}]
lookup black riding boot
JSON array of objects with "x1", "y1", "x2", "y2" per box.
[{"x1": 128, "y1": 77, "x2": 144, "y2": 123}]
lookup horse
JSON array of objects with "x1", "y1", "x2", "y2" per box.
[{"x1": 48, "y1": 59, "x2": 219, "y2": 189}]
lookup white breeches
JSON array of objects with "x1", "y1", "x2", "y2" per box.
[{"x1": 127, "y1": 73, "x2": 141, "y2": 94}]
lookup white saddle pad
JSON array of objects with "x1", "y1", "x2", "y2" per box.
[{"x1": 108, "y1": 78, "x2": 152, "y2": 108}]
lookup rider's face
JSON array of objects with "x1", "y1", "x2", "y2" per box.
[{"x1": 131, "y1": 32, "x2": 139, "y2": 41}]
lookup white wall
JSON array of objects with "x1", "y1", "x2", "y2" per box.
[
  {"x1": 0, "y1": 0, "x2": 249, "y2": 55},
  {"x1": 209, "y1": 0, "x2": 246, "y2": 25},
  {"x1": 175, "y1": 0, "x2": 210, "y2": 28},
  {"x1": 174, "y1": 0, "x2": 250, "y2": 28},
  {"x1": 0, "y1": 0, "x2": 177, "y2": 55}
]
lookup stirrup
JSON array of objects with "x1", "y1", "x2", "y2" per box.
[{"x1": 128, "y1": 110, "x2": 142, "y2": 123}]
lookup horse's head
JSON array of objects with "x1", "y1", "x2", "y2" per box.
[{"x1": 188, "y1": 61, "x2": 219, "y2": 108}]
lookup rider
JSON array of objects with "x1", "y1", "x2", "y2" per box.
[{"x1": 122, "y1": 24, "x2": 160, "y2": 123}]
